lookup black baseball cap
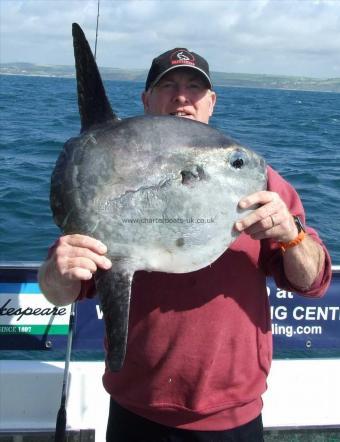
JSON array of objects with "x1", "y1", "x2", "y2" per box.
[{"x1": 145, "y1": 48, "x2": 212, "y2": 91}]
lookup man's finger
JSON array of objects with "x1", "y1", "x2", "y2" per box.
[
  {"x1": 239, "y1": 191, "x2": 278, "y2": 209},
  {"x1": 64, "y1": 247, "x2": 112, "y2": 269},
  {"x1": 68, "y1": 267, "x2": 94, "y2": 281},
  {"x1": 241, "y1": 215, "x2": 278, "y2": 236},
  {"x1": 235, "y1": 208, "x2": 275, "y2": 232},
  {"x1": 59, "y1": 234, "x2": 107, "y2": 254}
]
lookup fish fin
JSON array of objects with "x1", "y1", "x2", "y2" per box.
[
  {"x1": 95, "y1": 268, "x2": 133, "y2": 371},
  {"x1": 72, "y1": 23, "x2": 118, "y2": 133}
]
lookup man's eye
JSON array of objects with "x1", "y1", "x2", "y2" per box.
[
  {"x1": 188, "y1": 83, "x2": 201, "y2": 89},
  {"x1": 160, "y1": 82, "x2": 174, "y2": 89}
]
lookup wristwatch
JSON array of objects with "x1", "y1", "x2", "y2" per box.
[{"x1": 293, "y1": 215, "x2": 305, "y2": 233}]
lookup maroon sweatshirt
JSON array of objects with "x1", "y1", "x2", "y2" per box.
[{"x1": 79, "y1": 166, "x2": 331, "y2": 430}]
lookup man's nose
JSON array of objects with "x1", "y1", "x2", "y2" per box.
[{"x1": 172, "y1": 86, "x2": 190, "y2": 104}]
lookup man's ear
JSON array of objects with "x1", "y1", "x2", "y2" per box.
[
  {"x1": 141, "y1": 91, "x2": 149, "y2": 112},
  {"x1": 209, "y1": 91, "x2": 217, "y2": 117}
]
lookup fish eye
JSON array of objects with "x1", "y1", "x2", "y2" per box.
[{"x1": 228, "y1": 150, "x2": 248, "y2": 170}]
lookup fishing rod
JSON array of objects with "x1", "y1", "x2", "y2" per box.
[
  {"x1": 55, "y1": 3, "x2": 99, "y2": 437},
  {"x1": 94, "y1": 0, "x2": 100, "y2": 60},
  {"x1": 54, "y1": 302, "x2": 76, "y2": 442}
]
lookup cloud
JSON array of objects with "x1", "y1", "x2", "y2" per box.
[{"x1": 1, "y1": 0, "x2": 339, "y2": 77}]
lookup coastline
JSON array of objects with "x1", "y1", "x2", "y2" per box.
[{"x1": 1, "y1": 64, "x2": 339, "y2": 93}]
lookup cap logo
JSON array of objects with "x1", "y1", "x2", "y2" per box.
[{"x1": 170, "y1": 50, "x2": 195, "y2": 66}]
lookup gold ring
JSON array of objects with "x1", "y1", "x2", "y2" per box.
[{"x1": 270, "y1": 215, "x2": 275, "y2": 228}]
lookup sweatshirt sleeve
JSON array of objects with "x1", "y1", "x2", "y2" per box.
[{"x1": 259, "y1": 166, "x2": 332, "y2": 297}]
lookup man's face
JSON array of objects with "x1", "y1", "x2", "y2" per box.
[{"x1": 142, "y1": 68, "x2": 216, "y2": 124}]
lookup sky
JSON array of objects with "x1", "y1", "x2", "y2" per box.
[{"x1": 1, "y1": 0, "x2": 339, "y2": 78}]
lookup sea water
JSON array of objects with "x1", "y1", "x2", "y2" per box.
[{"x1": 0, "y1": 75, "x2": 339, "y2": 263}]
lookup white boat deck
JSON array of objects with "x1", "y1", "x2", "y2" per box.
[{"x1": 0, "y1": 265, "x2": 339, "y2": 440}]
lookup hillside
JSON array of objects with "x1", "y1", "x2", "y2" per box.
[{"x1": 1, "y1": 62, "x2": 339, "y2": 93}]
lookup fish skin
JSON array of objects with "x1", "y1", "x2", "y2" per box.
[
  {"x1": 95, "y1": 268, "x2": 132, "y2": 370},
  {"x1": 50, "y1": 24, "x2": 267, "y2": 371}
]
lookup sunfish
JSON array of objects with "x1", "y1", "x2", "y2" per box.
[{"x1": 50, "y1": 23, "x2": 267, "y2": 371}]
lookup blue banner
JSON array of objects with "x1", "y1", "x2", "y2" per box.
[
  {"x1": 268, "y1": 274, "x2": 340, "y2": 358},
  {"x1": 0, "y1": 265, "x2": 339, "y2": 360}
]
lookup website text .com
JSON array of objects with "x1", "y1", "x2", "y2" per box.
[{"x1": 271, "y1": 323, "x2": 322, "y2": 337}]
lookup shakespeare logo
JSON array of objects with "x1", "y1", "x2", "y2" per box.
[{"x1": 0, "y1": 282, "x2": 71, "y2": 335}]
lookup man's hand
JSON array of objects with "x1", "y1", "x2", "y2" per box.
[
  {"x1": 234, "y1": 191, "x2": 325, "y2": 291},
  {"x1": 50, "y1": 234, "x2": 112, "y2": 281},
  {"x1": 234, "y1": 191, "x2": 298, "y2": 243},
  {"x1": 38, "y1": 234, "x2": 112, "y2": 306}
]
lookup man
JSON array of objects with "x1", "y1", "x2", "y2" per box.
[{"x1": 39, "y1": 48, "x2": 331, "y2": 441}]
